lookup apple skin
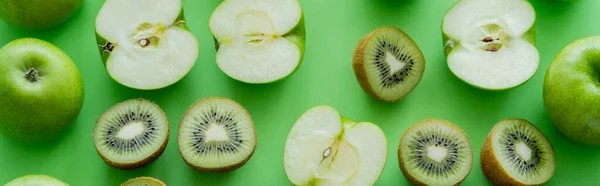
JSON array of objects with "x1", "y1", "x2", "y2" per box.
[
  {"x1": 0, "y1": 0, "x2": 83, "y2": 30},
  {"x1": 441, "y1": 0, "x2": 537, "y2": 91},
  {"x1": 212, "y1": 13, "x2": 306, "y2": 84},
  {"x1": 0, "y1": 38, "x2": 84, "y2": 143},
  {"x1": 543, "y1": 36, "x2": 600, "y2": 146},
  {"x1": 5, "y1": 175, "x2": 69, "y2": 186}
]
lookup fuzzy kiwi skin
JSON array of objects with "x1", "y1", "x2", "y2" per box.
[
  {"x1": 397, "y1": 119, "x2": 472, "y2": 186},
  {"x1": 177, "y1": 97, "x2": 258, "y2": 173},
  {"x1": 352, "y1": 26, "x2": 425, "y2": 102},
  {"x1": 480, "y1": 118, "x2": 553, "y2": 186},
  {"x1": 93, "y1": 98, "x2": 170, "y2": 170},
  {"x1": 121, "y1": 176, "x2": 166, "y2": 186}
]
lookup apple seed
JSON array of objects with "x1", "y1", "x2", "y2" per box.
[{"x1": 323, "y1": 147, "x2": 331, "y2": 158}]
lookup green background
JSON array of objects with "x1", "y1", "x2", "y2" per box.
[{"x1": 0, "y1": 0, "x2": 599, "y2": 185}]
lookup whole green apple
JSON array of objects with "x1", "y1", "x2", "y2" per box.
[
  {"x1": 0, "y1": 0, "x2": 83, "y2": 30},
  {"x1": 5, "y1": 175, "x2": 69, "y2": 186},
  {"x1": 0, "y1": 38, "x2": 84, "y2": 143},
  {"x1": 544, "y1": 36, "x2": 600, "y2": 146}
]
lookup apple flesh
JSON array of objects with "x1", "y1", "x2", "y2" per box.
[
  {"x1": 0, "y1": 38, "x2": 84, "y2": 143},
  {"x1": 442, "y1": 0, "x2": 539, "y2": 90},
  {"x1": 0, "y1": 0, "x2": 82, "y2": 30},
  {"x1": 95, "y1": 0, "x2": 199, "y2": 90},
  {"x1": 209, "y1": 0, "x2": 306, "y2": 84},
  {"x1": 284, "y1": 105, "x2": 388, "y2": 185},
  {"x1": 544, "y1": 36, "x2": 600, "y2": 146},
  {"x1": 5, "y1": 175, "x2": 69, "y2": 186}
]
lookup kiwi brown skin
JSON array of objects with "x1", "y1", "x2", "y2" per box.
[
  {"x1": 121, "y1": 176, "x2": 166, "y2": 186},
  {"x1": 480, "y1": 118, "x2": 552, "y2": 186},
  {"x1": 177, "y1": 97, "x2": 258, "y2": 173},
  {"x1": 397, "y1": 119, "x2": 472, "y2": 186},
  {"x1": 93, "y1": 98, "x2": 170, "y2": 170}
]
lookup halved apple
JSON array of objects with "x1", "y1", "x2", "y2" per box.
[
  {"x1": 209, "y1": 0, "x2": 306, "y2": 84},
  {"x1": 442, "y1": 0, "x2": 539, "y2": 90},
  {"x1": 283, "y1": 105, "x2": 388, "y2": 185},
  {"x1": 95, "y1": 0, "x2": 199, "y2": 90}
]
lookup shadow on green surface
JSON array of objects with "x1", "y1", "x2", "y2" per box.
[
  {"x1": 184, "y1": 167, "x2": 235, "y2": 186},
  {"x1": 105, "y1": 163, "x2": 156, "y2": 185}
]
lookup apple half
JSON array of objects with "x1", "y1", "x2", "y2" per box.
[
  {"x1": 442, "y1": 0, "x2": 539, "y2": 90},
  {"x1": 95, "y1": 0, "x2": 199, "y2": 90},
  {"x1": 284, "y1": 105, "x2": 388, "y2": 185},
  {"x1": 209, "y1": 0, "x2": 306, "y2": 84}
]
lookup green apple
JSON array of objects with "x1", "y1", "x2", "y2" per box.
[
  {"x1": 209, "y1": 0, "x2": 306, "y2": 84},
  {"x1": 442, "y1": 0, "x2": 539, "y2": 90},
  {"x1": 5, "y1": 175, "x2": 69, "y2": 186},
  {"x1": 543, "y1": 36, "x2": 600, "y2": 146},
  {"x1": 0, "y1": 38, "x2": 84, "y2": 143},
  {"x1": 283, "y1": 105, "x2": 388, "y2": 185},
  {"x1": 94, "y1": 0, "x2": 199, "y2": 90},
  {"x1": 0, "y1": 0, "x2": 83, "y2": 30}
]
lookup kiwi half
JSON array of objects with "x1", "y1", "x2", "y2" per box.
[
  {"x1": 177, "y1": 97, "x2": 257, "y2": 172},
  {"x1": 92, "y1": 98, "x2": 169, "y2": 170},
  {"x1": 121, "y1": 177, "x2": 166, "y2": 186},
  {"x1": 481, "y1": 118, "x2": 555, "y2": 185},
  {"x1": 353, "y1": 26, "x2": 426, "y2": 102},
  {"x1": 398, "y1": 119, "x2": 473, "y2": 186}
]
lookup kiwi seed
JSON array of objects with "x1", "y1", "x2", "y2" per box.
[
  {"x1": 92, "y1": 98, "x2": 169, "y2": 170},
  {"x1": 177, "y1": 97, "x2": 257, "y2": 173},
  {"x1": 121, "y1": 176, "x2": 166, "y2": 186}
]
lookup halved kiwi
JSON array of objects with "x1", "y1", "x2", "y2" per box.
[
  {"x1": 92, "y1": 98, "x2": 169, "y2": 170},
  {"x1": 177, "y1": 97, "x2": 257, "y2": 172},
  {"x1": 121, "y1": 177, "x2": 166, "y2": 186},
  {"x1": 353, "y1": 26, "x2": 426, "y2": 102},
  {"x1": 481, "y1": 118, "x2": 555, "y2": 185},
  {"x1": 398, "y1": 118, "x2": 473, "y2": 186}
]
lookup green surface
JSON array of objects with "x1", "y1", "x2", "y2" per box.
[{"x1": 0, "y1": 0, "x2": 599, "y2": 185}]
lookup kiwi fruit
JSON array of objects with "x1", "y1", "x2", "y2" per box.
[
  {"x1": 92, "y1": 98, "x2": 169, "y2": 170},
  {"x1": 352, "y1": 26, "x2": 426, "y2": 102},
  {"x1": 481, "y1": 118, "x2": 555, "y2": 185},
  {"x1": 121, "y1": 177, "x2": 166, "y2": 186},
  {"x1": 398, "y1": 118, "x2": 473, "y2": 186},
  {"x1": 177, "y1": 97, "x2": 257, "y2": 172}
]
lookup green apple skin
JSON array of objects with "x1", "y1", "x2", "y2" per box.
[
  {"x1": 543, "y1": 36, "x2": 600, "y2": 146},
  {"x1": 0, "y1": 38, "x2": 84, "y2": 143},
  {"x1": 0, "y1": 0, "x2": 83, "y2": 30},
  {"x1": 441, "y1": 0, "x2": 536, "y2": 91},
  {"x1": 5, "y1": 175, "x2": 69, "y2": 186},
  {"x1": 212, "y1": 13, "x2": 306, "y2": 84}
]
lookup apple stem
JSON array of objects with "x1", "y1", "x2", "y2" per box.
[{"x1": 25, "y1": 68, "x2": 39, "y2": 82}]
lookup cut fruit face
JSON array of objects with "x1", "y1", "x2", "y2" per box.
[
  {"x1": 121, "y1": 177, "x2": 166, "y2": 186},
  {"x1": 284, "y1": 105, "x2": 388, "y2": 185},
  {"x1": 209, "y1": 0, "x2": 305, "y2": 83},
  {"x1": 178, "y1": 97, "x2": 257, "y2": 172},
  {"x1": 93, "y1": 98, "x2": 169, "y2": 170},
  {"x1": 398, "y1": 119, "x2": 473, "y2": 186},
  {"x1": 483, "y1": 119, "x2": 555, "y2": 185},
  {"x1": 353, "y1": 26, "x2": 426, "y2": 102},
  {"x1": 95, "y1": 0, "x2": 199, "y2": 90},
  {"x1": 5, "y1": 175, "x2": 69, "y2": 186},
  {"x1": 442, "y1": 0, "x2": 539, "y2": 90}
]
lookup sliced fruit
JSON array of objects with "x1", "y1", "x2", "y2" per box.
[
  {"x1": 442, "y1": 0, "x2": 539, "y2": 90},
  {"x1": 481, "y1": 118, "x2": 556, "y2": 185},
  {"x1": 5, "y1": 175, "x2": 69, "y2": 186},
  {"x1": 398, "y1": 119, "x2": 473, "y2": 186},
  {"x1": 284, "y1": 105, "x2": 388, "y2": 185},
  {"x1": 178, "y1": 97, "x2": 257, "y2": 172},
  {"x1": 92, "y1": 98, "x2": 169, "y2": 170},
  {"x1": 121, "y1": 177, "x2": 166, "y2": 186},
  {"x1": 209, "y1": 0, "x2": 306, "y2": 84},
  {"x1": 95, "y1": 0, "x2": 199, "y2": 90},
  {"x1": 353, "y1": 26, "x2": 425, "y2": 102}
]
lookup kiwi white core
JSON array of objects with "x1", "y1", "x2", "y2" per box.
[
  {"x1": 284, "y1": 106, "x2": 387, "y2": 186},
  {"x1": 427, "y1": 146, "x2": 448, "y2": 162},
  {"x1": 515, "y1": 142, "x2": 532, "y2": 161},
  {"x1": 117, "y1": 122, "x2": 144, "y2": 139},
  {"x1": 385, "y1": 52, "x2": 406, "y2": 73},
  {"x1": 209, "y1": 0, "x2": 302, "y2": 83},
  {"x1": 206, "y1": 125, "x2": 229, "y2": 141},
  {"x1": 442, "y1": 0, "x2": 539, "y2": 89},
  {"x1": 95, "y1": 0, "x2": 199, "y2": 90}
]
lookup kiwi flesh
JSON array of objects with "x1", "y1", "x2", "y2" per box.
[
  {"x1": 121, "y1": 177, "x2": 166, "y2": 186},
  {"x1": 92, "y1": 98, "x2": 169, "y2": 170},
  {"x1": 177, "y1": 97, "x2": 257, "y2": 172},
  {"x1": 481, "y1": 118, "x2": 555, "y2": 186},
  {"x1": 398, "y1": 118, "x2": 473, "y2": 186},
  {"x1": 353, "y1": 26, "x2": 426, "y2": 102}
]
